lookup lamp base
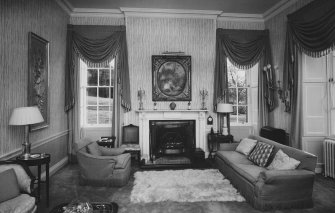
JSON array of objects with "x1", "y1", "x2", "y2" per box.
[
  {"x1": 221, "y1": 127, "x2": 228, "y2": 136},
  {"x1": 22, "y1": 142, "x2": 31, "y2": 160}
]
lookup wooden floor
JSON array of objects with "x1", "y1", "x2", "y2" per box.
[{"x1": 37, "y1": 159, "x2": 335, "y2": 213}]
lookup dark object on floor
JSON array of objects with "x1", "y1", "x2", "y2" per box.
[
  {"x1": 49, "y1": 202, "x2": 118, "y2": 213},
  {"x1": 260, "y1": 126, "x2": 288, "y2": 146}
]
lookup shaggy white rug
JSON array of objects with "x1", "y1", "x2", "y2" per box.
[{"x1": 130, "y1": 169, "x2": 245, "y2": 203}]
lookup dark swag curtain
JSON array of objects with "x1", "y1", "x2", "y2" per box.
[
  {"x1": 214, "y1": 29, "x2": 275, "y2": 127},
  {"x1": 64, "y1": 25, "x2": 131, "y2": 112},
  {"x1": 283, "y1": 0, "x2": 335, "y2": 148}
]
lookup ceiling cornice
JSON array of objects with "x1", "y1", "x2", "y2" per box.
[
  {"x1": 263, "y1": 0, "x2": 300, "y2": 21},
  {"x1": 120, "y1": 8, "x2": 222, "y2": 19},
  {"x1": 55, "y1": 0, "x2": 301, "y2": 22},
  {"x1": 218, "y1": 13, "x2": 264, "y2": 23}
]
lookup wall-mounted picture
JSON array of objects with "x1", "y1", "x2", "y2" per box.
[
  {"x1": 28, "y1": 32, "x2": 49, "y2": 131},
  {"x1": 152, "y1": 55, "x2": 191, "y2": 101}
]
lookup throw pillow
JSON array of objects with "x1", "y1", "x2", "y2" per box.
[
  {"x1": 0, "y1": 164, "x2": 31, "y2": 193},
  {"x1": 267, "y1": 149, "x2": 301, "y2": 170},
  {"x1": 87, "y1": 142, "x2": 102, "y2": 156},
  {"x1": 235, "y1": 138, "x2": 258, "y2": 156},
  {"x1": 248, "y1": 142, "x2": 274, "y2": 167},
  {"x1": 0, "y1": 169, "x2": 20, "y2": 202},
  {"x1": 99, "y1": 146, "x2": 126, "y2": 156}
]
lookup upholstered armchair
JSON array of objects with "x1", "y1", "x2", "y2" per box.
[
  {"x1": 77, "y1": 140, "x2": 131, "y2": 187},
  {"x1": 0, "y1": 160, "x2": 37, "y2": 213}
]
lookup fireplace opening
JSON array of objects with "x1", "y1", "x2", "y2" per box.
[{"x1": 149, "y1": 120, "x2": 195, "y2": 164}]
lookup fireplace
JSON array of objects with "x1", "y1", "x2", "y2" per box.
[{"x1": 149, "y1": 120, "x2": 195, "y2": 162}]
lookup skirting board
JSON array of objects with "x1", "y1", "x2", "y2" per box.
[{"x1": 41, "y1": 156, "x2": 68, "y2": 180}]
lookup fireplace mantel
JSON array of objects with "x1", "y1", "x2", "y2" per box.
[{"x1": 136, "y1": 110, "x2": 209, "y2": 161}]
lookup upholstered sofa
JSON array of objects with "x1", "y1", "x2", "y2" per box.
[
  {"x1": 0, "y1": 161, "x2": 37, "y2": 213},
  {"x1": 215, "y1": 135, "x2": 317, "y2": 210},
  {"x1": 77, "y1": 141, "x2": 131, "y2": 187}
]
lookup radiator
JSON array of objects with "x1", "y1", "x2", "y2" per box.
[{"x1": 324, "y1": 138, "x2": 335, "y2": 178}]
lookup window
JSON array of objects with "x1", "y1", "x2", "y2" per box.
[
  {"x1": 227, "y1": 59, "x2": 258, "y2": 125},
  {"x1": 80, "y1": 59, "x2": 115, "y2": 127}
]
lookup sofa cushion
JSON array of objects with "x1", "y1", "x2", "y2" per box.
[
  {"x1": 0, "y1": 169, "x2": 20, "y2": 202},
  {"x1": 99, "y1": 147, "x2": 126, "y2": 156},
  {"x1": 248, "y1": 142, "x2": 274, "y2": 167},
  {"x1": 231, "y1": 164, "x2": 267, "y2": 184},
  {"x1": 267, "y1": 149, "x2": 301, "y2": 170},
  {"x1": 87, "y1": 142, "x2": 102, "y2": 156},
  {"x1": 216, "y1": 151, "x2": 254, "y2": 165},
  {"x1": 235, "y1": 138, "x2": 258, "y2": 156},
  {"x1": 109, "y1": 153, "x2": 131, "y2": 169},
  {"x1": 0, "y1": 194, "x2": 36, "y2": 213}
]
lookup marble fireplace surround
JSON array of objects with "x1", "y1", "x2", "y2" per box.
[{"x1": 136, "y1": 110, "x2": 208, "y2": 161}]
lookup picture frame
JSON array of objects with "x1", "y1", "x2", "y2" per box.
[
  {"x1": 152, "y1": 55, "x2": 191, "y2": 101},
  {"x1": 28, "y1": 32, "x2": 49, "y2": 131}
]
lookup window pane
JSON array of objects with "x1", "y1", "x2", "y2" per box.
[
  {"x1": 98, "y1": 106, "x2": 111, "y2": 124},
  {"x1": 87, "y1": 69, "x2": 98, "y2": 86},
  {"x1": 236, "y1": 71, "x2": 246, "y2": 87},
  {"x1": 238, "y1": 88, "x2": 248, "y2": 104},
  {"x1": 238, "y1": 106, "x2": 248, "y2": 124},
  {"x1": 228, "y1": 71, "x2": 235, "y2": 87},
  {"x1": 110, "y1": 87, "x2": 114, "y2": 99},
  {"x1": 87, "y1": 106, "x2": 97, "y2": 124},
  {"x1": 99, "y1": 69, "x2": 110, "y2": 86},
  {"x1": 230, "y1": 106, "x2": 237, "y2": 123},
  {"x1": 110, "y1": 68, "x2": 115, "y2": 86},
  {"x1": 86, "y1": 88, "x2": 97, "y2": 105},
  {"x1": 98, "y1": 88, "x2": 110, "y2": 105},
  {"x1": 228, "y1": 88, "x2": 237, "y2": 104}
]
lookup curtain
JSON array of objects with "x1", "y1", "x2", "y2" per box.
[
  {"x1": 283, "y1": 0, "x2": 335, "y2": 148},
  {"x1": 65, "y1": 25, "x2": 131, "y2": 112},
  {"x1": 64, "y1": 25, "x2": 131, "y2": 152},
  {"x1": 214, "y1": 29, "x2": 275, "y2": 129}
]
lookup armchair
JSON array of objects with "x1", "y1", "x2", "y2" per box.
[
  {"x1": 0, "y1": 160, "x2": 37, "y2": 213},
  {"x1": 77, "y1": 141, "x2": 131, "y2": 187}
]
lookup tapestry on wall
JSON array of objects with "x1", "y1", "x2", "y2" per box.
[
  {"x1": 152, "y1": 55, "x2": 191, "y2": 101},
  {"x1": 28, "y1": 32, "x2": 49, "y2": 131}
]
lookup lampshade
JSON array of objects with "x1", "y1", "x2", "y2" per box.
[
  {"x1": 9, "y1": 106, "x2": 44, "y2": 126},
  {"x1": 217, "y1": 103, "x2": 233, "y2": 113}
]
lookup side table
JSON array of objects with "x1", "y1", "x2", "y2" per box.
[
  {"x1": 17, "y1": 153, "x2": 50, "y2": 207},
  {"x1": 208, "y1": 134, "x2": 234, "y2": 159}
]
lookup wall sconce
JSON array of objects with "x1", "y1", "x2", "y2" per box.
[
  {"x1": 138, "y1": 88, "x2": 145, "y2": 110},
  {"x1": 263, "y1": 65, "x2": 290, "y2": 112}
]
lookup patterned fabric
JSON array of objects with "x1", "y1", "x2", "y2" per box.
[
  {"x1": 267, "y1": 149, "x2": 301, "y2": 170},
  {"x1": 235, "y1": 138, "x2": 258, "y2": 156},
  {"x1": 248, "y1": 142, "x2": 274, "y2": 167}
]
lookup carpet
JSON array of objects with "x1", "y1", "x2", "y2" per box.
[{"x1": 130, "y1": 169, "x2": 245, "y2": 203}]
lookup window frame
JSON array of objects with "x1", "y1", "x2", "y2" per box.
[
  {"x1": 80, "y1": 59, "x2": 115, "y2": 128},
  {"x1": 227, "y1": 59, "x2": 258, "y2": 126}
]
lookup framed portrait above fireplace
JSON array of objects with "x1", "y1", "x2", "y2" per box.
[{"x1": 152, "y1": 55, "x2": 191, "y2": 101}]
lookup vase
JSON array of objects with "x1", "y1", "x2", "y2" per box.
[{"x1": 169, "y1": 102, "x2": 176, "y2": 110}]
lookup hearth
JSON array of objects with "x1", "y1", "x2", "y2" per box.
[{"x1": 149, "y1": 120, "x2": 195, "y2": 163}]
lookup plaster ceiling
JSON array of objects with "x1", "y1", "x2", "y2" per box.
[{"x1": 67, "y1": 0, "x2": 284, "y2": 14}]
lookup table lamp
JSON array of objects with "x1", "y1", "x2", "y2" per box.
[
  {"x1": 217, "y1": 103, "x2": 233, "y2": 135},
  {"x1": 9, "y1": 106, "x2": 44, "y2": 159}
]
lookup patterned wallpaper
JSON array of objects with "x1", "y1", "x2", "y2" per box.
[
  {"x1": 217, "y1": 19, "x2": 264, "y2": 30},
  {"x1": 0, "y1": 0, "x2": 69, "y2": 157},
  {"x1": 125, "y1": 17, "x2": 217, "y2": 125},
  {"x1": 265, "y1": 0, "x2": 314, "y2": 132}
]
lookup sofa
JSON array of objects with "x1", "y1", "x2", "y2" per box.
[
  {"x1": 215, "y1": 135, "x2": 317, "y2": 210},
  {"x1": 77, "y1": 141, "x2": 131, "y2": 187},
  {"x1": 0, "y1": 161, "x2": 37, "y2": 213}
]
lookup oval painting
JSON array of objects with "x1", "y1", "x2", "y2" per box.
[{"x1": 157, "y1": 61, "x2": 186, "y2": 97}]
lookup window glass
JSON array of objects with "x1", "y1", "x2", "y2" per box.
[{"x1": 81, "y1": 59, "x2": 115, "y2": 126}]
